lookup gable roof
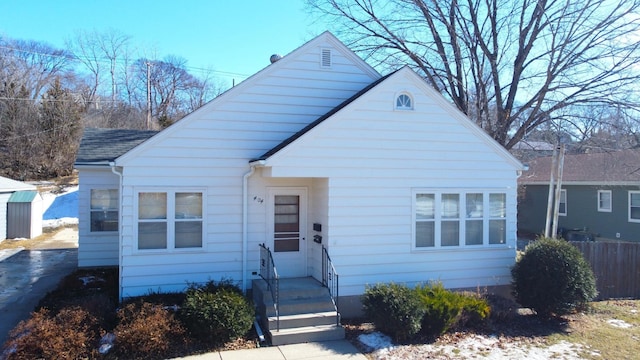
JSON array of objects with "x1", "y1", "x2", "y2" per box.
[
  {"x1": 254, "y1": 66, "x2": 523, "y2": 170},
  {"x1": 252, "y1": 71, "x2": 397, "y2": 162},
  {"x1": 520, "y1": 148, "x2": 640, "y2": 184},
  {"x1": 75, "y1": 128, "x2": 158, "y2": 166},
  {"x1": 0, "y1": 176, "x2": 36, "y2": 192},
  {"x1": 116, "y1": 31, "x2": 380, "y2": 166}
]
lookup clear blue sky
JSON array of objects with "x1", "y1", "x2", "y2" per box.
[{"x1": 0, "y1": 0, "x2": 326, "y2": 86}]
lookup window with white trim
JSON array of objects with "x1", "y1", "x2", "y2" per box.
[
  {"x1": 629, "y1": 191, "x2": 640, "y2": 223},
  {"x1": 396, "y1": 93, "x2": 413, "y2": 110},
  {"x1": 414, "y1": 190, "x2": 507, "y2": 248},
  {"x1": 558, "y1": 189, "x2": 567, "y2": 216},
  {"x1": 598, "y1": 190, "x2": 612, "y2": 212},
  {"x1": 137, "y1": 190, "x2": 204, "y2": 250},
  {"x1": 90, "y1": 189, "x2": 118, "y2": 232}
]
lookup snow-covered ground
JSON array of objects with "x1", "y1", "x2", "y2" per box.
[
  {"x1": 41, "y1": 185, "x2": 78, "y2": 228},
  {"x1": 357, "y1": 331, "x2": 595, "y2": 360}
]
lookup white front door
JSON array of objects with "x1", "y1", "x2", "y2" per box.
[{"x1": 267, "y1": 188, "x2": 307, "y2": 278}]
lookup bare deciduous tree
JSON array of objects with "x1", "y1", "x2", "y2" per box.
[{"x1": 308, "y1": 0, "x2": 640, "y2": 149}]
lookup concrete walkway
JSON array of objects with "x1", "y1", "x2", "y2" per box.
[{"x1": 173, "y1": 339, "x2": 367, "y2": 360}]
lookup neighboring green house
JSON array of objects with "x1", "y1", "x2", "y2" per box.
[{"x1": 518, "y1": 149, "x2": 640, "y2": 242}]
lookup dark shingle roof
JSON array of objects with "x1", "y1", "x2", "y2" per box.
[
  {"x1": 251, "y1": 71, "x2": 396, "y2": 162},
  {"x1": 520, "y1": 148, "x2": 640, "y2": 184},
  {"x1": 75, "y1": 128, "x2": 158, "y2": 166}
]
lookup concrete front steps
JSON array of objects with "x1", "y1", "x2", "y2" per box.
[{"x1": 253, "y1": 277, "x2": 344, "y2": 346}]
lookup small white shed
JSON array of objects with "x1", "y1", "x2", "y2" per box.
[
  {"x1": 0, "y1": 176, "x2": 39, "y2": 240},
  {"x1": 7, "y1": 190, "x2": 43, "y2": 239}
]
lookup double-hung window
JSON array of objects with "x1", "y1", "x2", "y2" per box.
[
  {"x1": 137, "y1": 190, "x2": 204, "y2": 250},
  {"x1": 598, "y1": 190, "x2": 612, "y2": 212},
  {"x1": 629, "y1": 191, "x2": 640, "y2": 223},
  {"x1": 90, "y1": 189, "x2": 118, "y2": 232},
  {"x1": 414, "y1": 190, "x2": 507, "y2": 248}
]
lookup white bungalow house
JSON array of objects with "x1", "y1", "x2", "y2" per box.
[{"x1": 75, "y1": 32, "x2": 524, "y2": 344}]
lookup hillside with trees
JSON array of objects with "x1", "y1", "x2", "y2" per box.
[{"x1": 0, "y1": 30, "x2": 223, "y2": 180}]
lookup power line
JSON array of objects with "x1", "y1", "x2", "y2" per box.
[{"x1": 0, "y1": 44, "x2": 251, "y2": 78}]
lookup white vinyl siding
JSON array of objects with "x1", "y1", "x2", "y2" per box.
[
  {"x1": 115, "y1": 35, "x2": 379, "y2": 298},
  {"x1": 598, "y1": 190, "x2": 612, "y2": 212},
  {"x1": 263, "y1": 68, "x2": 520, "y2": 296},
  {"x1": 77, "y1": 169, "x2": 120, "y2": 267}
]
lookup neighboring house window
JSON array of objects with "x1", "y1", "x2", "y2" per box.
[
  {"x1": 414, "y1": 190, "x2": 507, "y2": 248},
  {"x1": 137, "y1": 190, "x2": 204, "y2": 250},
  {"x1": 558, "y1": 189, "x2": 567, "y2": 216},
  {"x1": 598, "y1": 190, "x2": 612, "y2": 212},
  {"x1": 90, "y1": 189, "x2": 118, "y2": 232},
  {"x1": 396, "y1": 93, "x2": 413, "y2": 110},
  {"x1": 629, "y1": 191, "x2": 640, "y2": 223}
]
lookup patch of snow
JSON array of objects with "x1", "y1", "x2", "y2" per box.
[
  {"x1": 41, "y1": 186, "x2": 78, "y2": 228},
  {"x1": 607, "y1": 319, "x2": 633, "y2": 329},
  {"x1": 362, "y1": 331, "x2": 589, "y2": 360},
  {"x1": 358, "y1": 332, "x2": 394, "y2": 353}
]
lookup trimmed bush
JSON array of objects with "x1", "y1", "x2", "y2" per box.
[
  {"x1": 179, "y1": 281, "x2": 254, "y2": 344},
  {"x1": 415, "y1": 282, "x2": 489, "y2": 336},
  {"x1": 511, "y1": 237, "x2": 597, "y2": 317},
  {"x1": 362, "y1": 283, "x2": 425, "y2": 341},
  {"x1": 113, "y1": 301, "x2": 187, "y2": 359},
  {"x1": 3, "y1": 307, "x2": 100, "y2": 360}
]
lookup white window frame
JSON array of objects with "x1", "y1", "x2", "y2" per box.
[
  {"x1": 134, "y1": 188, "x2": 206, "y2": 252},
  {"x1": 629, "y1": 191, "x2": 640, "y2": 223},
  {"x1": 89, "y1": 188, "x2": 119, "y2": 233},
  {"x1": 558, "y1": 189, "x2": 567, "y2": 216},
  {"x1": 395, "y1": 92, "x2": 413, "y2": 110},
  {"x1": 412, "y1": 189, "x2": 508, "y2": 250},
  {"x1": 597, "y1": 190, "x2": 612, "y2": 212}
]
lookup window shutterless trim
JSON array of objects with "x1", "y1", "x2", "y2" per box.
[
  {"x1": 597, "y1": 190, "x2": 612, "y2": 212},
  {"x1": 133, "y1": 188, "x2": 207, "y2": 253}
]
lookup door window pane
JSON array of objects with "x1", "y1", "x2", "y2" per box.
[{"x1": 274, "y1": 195, "x2": 300, "y2": 252}]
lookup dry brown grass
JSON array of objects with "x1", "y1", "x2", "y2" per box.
[
  {"x1": 0, "y1": 224, "x2": 77, "y2": 250},
  {"x1": 548, "y1": 300, "x2": 640, "y2": 359}
]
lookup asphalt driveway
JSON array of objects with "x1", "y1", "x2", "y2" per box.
[{"x1": 0, "y1": 248, "x2": 77, "y2": 347}]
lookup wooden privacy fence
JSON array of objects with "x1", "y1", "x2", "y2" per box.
[{"x1": 570, "y1": 241, "x2": 640, "y2": 300}]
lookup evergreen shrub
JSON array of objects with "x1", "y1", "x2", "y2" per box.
[{"x1": 511, "y1": 237, "x2": 597, "y2": 317}]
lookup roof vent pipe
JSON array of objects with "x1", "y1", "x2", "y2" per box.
[{"x1": 270, "y1": 54, "x2": 282, "y2": 64}]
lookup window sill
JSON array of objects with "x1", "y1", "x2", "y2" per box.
[{"x1": 411, "y1": 244, "x2": 513, "y2": 253}]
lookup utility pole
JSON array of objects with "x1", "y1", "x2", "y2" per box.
[
  {"x1": 551, "y1": 144, "x2": 566, "y2": 238},
  {"x1": 146, "y1": 61, "x2": 153, "y2": 130},
  {"x1": 544, "y1": 145, "x2": 558, "y2": 238}
]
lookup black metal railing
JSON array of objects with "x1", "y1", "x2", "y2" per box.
[
  {"x1": 259, "y1": 243, "x2": 280, "y2": 331},
  {"x1": 322, "y1": 245, "x2": 340, "y2": 325}
]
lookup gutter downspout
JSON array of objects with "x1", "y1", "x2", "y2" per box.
[
  {"x1": 110, "y1": 162, "x2": 124, "y2": 302},
  {"x1": 242, "y1": 160, "x2": 266, "y2": 293}
]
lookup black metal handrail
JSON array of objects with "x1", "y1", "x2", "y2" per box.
[
  {"x1": 259, "y1": 243, "x2": 280, "y2": 331},
  {"x1": 322, "y1": 245, "x2": 340, "y2": 325}
]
